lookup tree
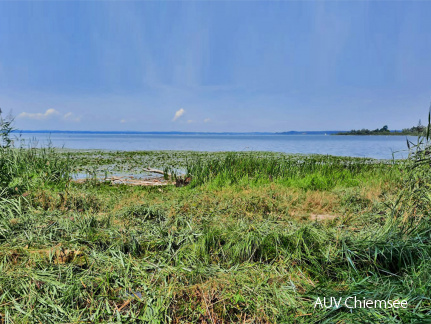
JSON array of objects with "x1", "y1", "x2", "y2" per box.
[{"x1": 380, "y1": 125, "x2": 389, "y2": 132}]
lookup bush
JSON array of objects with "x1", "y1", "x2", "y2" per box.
[{"x1": 0, "y1": 108, "x2": 14, "y2": 148}]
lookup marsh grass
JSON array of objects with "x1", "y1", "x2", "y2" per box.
[
  {"x1": 0, "y1": 145, "x2": 72, "y2": 196},
  {"x1": 186, "y1": 153, "x2": 401, "y2": 192},
  {"x1": 0, "y1": 138, "x2": 430, "y2": 322}
]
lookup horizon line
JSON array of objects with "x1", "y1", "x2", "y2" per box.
[{"x1": 13, "y1": 130, "x2": 347, "y2": 135}]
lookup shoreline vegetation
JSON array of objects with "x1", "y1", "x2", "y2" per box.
[
  {"x1": 334, "y1": 123, "x2": 426, "y2": 136},
  {"x1": 1, "y1": 112, "x2": 431, "y2": 322}
]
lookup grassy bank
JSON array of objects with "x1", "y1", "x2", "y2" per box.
[{"x1": 0, "y1": 144, "x2": 430, "y2": 322}]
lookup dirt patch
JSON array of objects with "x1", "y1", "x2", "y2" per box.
[{"x1": 310, "y1": 214, "x2": 338, "y2": 221}]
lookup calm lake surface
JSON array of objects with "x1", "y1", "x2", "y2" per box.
[{"x1": 17, "y1": 133, "x2": 415, "y2": 160}]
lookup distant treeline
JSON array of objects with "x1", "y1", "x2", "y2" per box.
[{"x1": 335, "y1": 123, "x2": 427, "y2": 136}]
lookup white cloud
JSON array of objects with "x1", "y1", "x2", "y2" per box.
[
  {"x1": 204, "y1": 118, "x2": 211, "y2": 123},
  {"x1": 18, "y1": 108, "x2": 60, "y2": 120},
  {"x1": 18, "y1": 109, "x2": 82, "y2": 122},
  {"x1": 63, "y1": 112, "x2": 81, "y2": 122},
  {"x1": 120, "y1": 119, "x2": 126, "y2": 123},
  {"x1": 172, "y1": 108, "x2": 185, "y2": 121}
]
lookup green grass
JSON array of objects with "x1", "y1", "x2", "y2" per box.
[
  {"x1": 184, "y1": 152, "x2": 400, "y2": 190},
  {"x1": 0, "y1": 143, "x2": 430, "y2": 323}
]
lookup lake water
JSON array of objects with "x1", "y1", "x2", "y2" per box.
[{"x1": 16, "y1": 132, "x2": 416, "y2": 160}]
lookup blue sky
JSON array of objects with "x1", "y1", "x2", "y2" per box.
[{"x1": 0, "y1": 1, "x2": 430, "y2": 132}]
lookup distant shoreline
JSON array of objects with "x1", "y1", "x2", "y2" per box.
[
  {"x1": 13, "y1": 130, "x2": 347, "y2": 135},
  {"x1": 333, "y1": 125, "x2": 426, "y2": 136},
  {"x1": 13, "y1": 130, "x2": 418, "y2": 136},
  {"x1": 334, "y1": 133, "x2": 419, "y2": 136}
]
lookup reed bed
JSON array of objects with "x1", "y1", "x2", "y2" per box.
[{"x1": 185, "y1": 153, "x2": 400, "y2": 190}]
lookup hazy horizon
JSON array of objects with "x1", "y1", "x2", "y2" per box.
[{"x1": 13, "y1": 129, "x2": 343, "y2": 134}]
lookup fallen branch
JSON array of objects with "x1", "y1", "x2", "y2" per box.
[{"x1": 143, "y1": 168, "x2": 167, "y2": 176}]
